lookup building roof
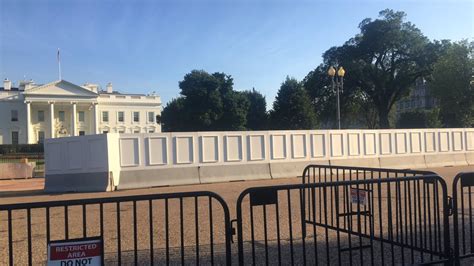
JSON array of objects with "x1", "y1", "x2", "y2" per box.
[{"x1": 2, "y1": 79, "x2": 156, "y2": 97}]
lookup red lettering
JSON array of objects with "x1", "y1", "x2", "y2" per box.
[{"x1": 49, "y1": 241, "x2": 101, "y2": 261}]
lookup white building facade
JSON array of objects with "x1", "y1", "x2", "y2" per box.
[{"x1": 0, "y1": 79, "x2": 161, "y2": 144}]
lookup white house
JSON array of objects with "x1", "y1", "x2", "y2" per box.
[{"x1": 0, "y1": 79, "x2": 161, "y2": 144}]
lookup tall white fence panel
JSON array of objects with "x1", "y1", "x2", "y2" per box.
[{"x1": 45, "y1": 128, "x2": 474, "y2": 192}]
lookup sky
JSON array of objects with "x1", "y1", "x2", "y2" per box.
[{"x1": 0, "y1": 0, "x2": 473, "y2": 107}]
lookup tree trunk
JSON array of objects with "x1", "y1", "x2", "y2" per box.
[{"x1": 378, "y1": 108, "x2": 391, "y2": 129}]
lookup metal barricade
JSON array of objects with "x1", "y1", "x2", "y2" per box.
[
  {"x1": 2, "y1": 165, "x2": 473, "y2": 265},
  {"x1": 301, "y1": 165, "x2": 438, "y2": 248},
  {"x1": 452, "y1": 172, "x2": 474, "y2": 265},
  {"x1": 302, "y1": 164, "x2": 435, "y2": 184},
  {"x1": 236, "y1": 175, "x2": 451, "y2": 265},
  {"x1": 0, "y1": 191, "x2": 232, "y2": 266}
]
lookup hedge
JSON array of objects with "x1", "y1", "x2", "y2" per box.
[{"x1": 0, "y1": 144, "x2": 44, "y2": 155}]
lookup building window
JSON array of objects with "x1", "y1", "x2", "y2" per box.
[
  {"x1": 78, "y1": 111, "x2": 85, "y2": 122},
  {"x1": 58, "y1": 111, "x2": 65, "y2": 122},
  {"x1": 118, "y1": 130, "x2": 125, "y2": 133},
  {"x1": 102, "y1": 130, "x2": 108, "y2": 134},
  {"x1": 11, "y1": 131, "x2": 19, "y2": 145},
  {"x1": 11, "y1": 110, "x2": 18, "y2": 122},
  {"x1": 102, "y1": 111, "x2": 109, "y2": 122},
  {"x1": 118, "y1": 111, "x2": 124, "y2": 122},
  {"x1": 133, "y1": 111, "x2": 140, "y2": 122},
  {"x1": 38, "y1": 111, "x2": 45, "y2": 122},
  {"x1": 79, "y1": 131, "x2": 85, "y2": 136},
  {"x1": 38, "y1": 131, "x2": 45, "y2": 144},
  {"x1": 148, "y1": 112, "x2": 154, "y2": 123},
  {"x1": 133, "y1": 129, "x2": 140, "y2": 133},
  {"x1": 148, "y1": 129, "x2": 155, "y2": 133}
]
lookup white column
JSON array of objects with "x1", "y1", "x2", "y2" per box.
[
  {"x1": 25, "y1": 101, "x2": 31, "y2": 144},
  {"x1": 49, "y1": 101, "x2": 55, "y2": 138},
  {"x1": 93, "y1": 103, "x2": 99, "y2": 134},
  {"x1": 71, "y1": 102, "x2": 77, "y2": 136}
]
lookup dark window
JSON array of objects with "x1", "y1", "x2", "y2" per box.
[
  {"x1": 78, "y1": 111, "x2": 85, "y2": 122},
  {"x1": 38, "y1": 131, "x2": 45, "y2": 144},
  {"x1": 11, "y1": 131, "x2": 19, "y2": 145},
  {"x1": 58, "y1": 111, "x2": 65, "y2": 122},
  {"x1": 133, "y1": 112, "x2": 139, "y2": 122},
  {"x1": 11, "y1": 110, "x2": 18, "y2": 122},
  {"x1": 38, "y1": 111, "x2": 45, "y2": 122},
  {"x1": 148, "y1": 112, "x2": 154, "y2": 123},
  {"x1": 103, "y1": 130, "x2": 108, "y2": 134},
  {"x1": 79, "y1": 131, "x2": 85, "y2": 136},
  {"x1": 102, "y1": 111, "x2": 109, "y2": 122},
  {"x1": 118, "y1": 111, "x2": 124, "y2": 122}
]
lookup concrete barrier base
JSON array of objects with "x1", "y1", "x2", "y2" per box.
[
  {"x1": 329, "y1": 158, "x2": 380, "y2": 174},
  {"x1": 271, "y1": 161, "x2": 307, "y2": 179},
  {"x1": 466, "y1": 153, "x2": 474, "y2": 165},
  {"x1": 379, "y1": 155, "x2": 427, "y2": 169},
  {"x1": 45, "y1": 171, "x2": 114, "y2": 192},
  {"x1": 199, "y1": 163, "x2": 271, "y2": 183},
  {"x1": 0, "y1": 162, "x2": 36, "y2": 179},
  {"x1": 118, "y1": 167, "x2": 200, "y2": 190},
  {"x1": 424, "y1": 153, "x2": 468, "y2": 168},
  {"x1": 330, "y1": 158, "x2": 380, "y2": 168}
]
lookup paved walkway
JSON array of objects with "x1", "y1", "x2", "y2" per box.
[{"x1": 0, "y1": 166, "x2": 471, "y2": 205}]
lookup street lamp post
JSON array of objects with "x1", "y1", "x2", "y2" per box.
[{"x1": 328, "y1": 66, "x2": 345, "y2": 129}]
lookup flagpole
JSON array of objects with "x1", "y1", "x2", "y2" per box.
[{"x1": 57, "y1": 48, "x2": 62, "y2": 80}]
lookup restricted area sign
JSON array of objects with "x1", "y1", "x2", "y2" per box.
[
  {"x1": 47, "y1": 237, "x2": 103, "y2": 266},
  {"x1": 350, "y1": 188, "x2": 367, "y2": 206}
]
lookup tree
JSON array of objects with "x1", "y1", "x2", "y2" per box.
[
  {"x1": 162, "y1": 70, "x2": 269, "y2": 132},
  {"x1": 305, "y1": 9, "x2": 440, "y2": 128},
  {"x1": 303, "y1": 65, "x2": 377, "y2": 128},
  {"x1": 217, "y1": 91, "x2": 249, "y2": 131},
  {"x1": 396, "y1": 109, "x2": 442, "y2": 128},
  {"x1": 242, "y1": 88, "x2": 268, "y2": 130},
  {"x1": 270, "y1": 77, "x2": 317, "y2": 130},
  {"x1": 161, "y1": 97, "x2": 187, "y2": 132},
  {"x1": 429, "y1": 41, "x2": 474, "y2": 127},
  {"x1": 177, "y1": 70, "x2": 225, "y2": 131}
]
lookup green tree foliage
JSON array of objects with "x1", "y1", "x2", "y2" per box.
[
  {"x1": 177, "y1": 70, "x2": 226, "y2": 130},
  {"x1": 303, "y1": 66, "x2": 378, "y2": 128},
  {"x1": 302, "y1": 65, "x2": 335, "y2": 126},
  {"x1": 242, "y1": 88, "x2": 268, "y2": 130},
  {"x1": 161, "y1": 70, "x2": 269, "y2": 132},
  {"x1": 270, "y1": 77, "x2": 317, "y2": 130},
  {"x1": 305, "y1": 9, "x2": 439, "y2": 128},
  {"x1": 218, "y1": 91, "x2": 250, "y2": 131},
  {"x1": 396, "y1": 109, "x2": 442, "y2": 128},
  {"x1": 161, "y1": 97, "x2": 187, "y2": 131},
  {"x1": 429, "y1": 41, "x2": 474, "y2": 127}
]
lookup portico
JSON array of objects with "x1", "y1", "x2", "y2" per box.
[
  {"x1": 25, "y1": 100, "x2": 99, "y2": 143},
  {"x1": 23, "y1": 80, "x2": 99, "y2": 143}
]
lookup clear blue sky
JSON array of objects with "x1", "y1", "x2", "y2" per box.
[{"x1": 1, "y1": 0, "x2": 473, "y2": 107}]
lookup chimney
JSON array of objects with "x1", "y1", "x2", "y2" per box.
[
  {"x1": 3, "y1": 79, "x2": 12, "y2": 91},
  {"x1": 106, "y1": 82, "x2": 113, "y2": 93}
]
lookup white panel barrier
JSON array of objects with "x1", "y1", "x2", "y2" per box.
[
  {"x1": 44, "y1": 134, "x2": 117, "y2": 192},
  {"x1": 45, "y1": 128, "x2": 474, "y2": 192}
]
